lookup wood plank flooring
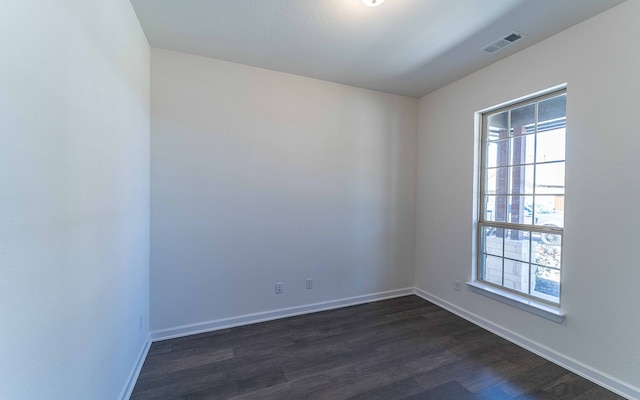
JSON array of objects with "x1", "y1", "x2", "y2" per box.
[{"x1": 131, "y1": 296, "x2": 625, "y2": 400}]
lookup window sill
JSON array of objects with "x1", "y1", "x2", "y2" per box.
[{"x1": 467, "y1": 281, "x2": 565, "y2": 323}]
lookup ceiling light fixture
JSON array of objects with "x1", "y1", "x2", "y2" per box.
[{"x1": 362, "y1": 0, "x2": 385, "y2": 7}]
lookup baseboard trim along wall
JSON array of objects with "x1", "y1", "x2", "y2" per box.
[
  {"x1": 413, "y1": 288, "x2": 640, "y2": 400},
  {"x1": 132, "y1": 288, "x2": 638, "y2": 400},
  {"x1": 150, "y1": 287, "x2": 415, "y2": 342},
  {"x1": 119, "y1": 335, "x2": 152, "y2": 400}
]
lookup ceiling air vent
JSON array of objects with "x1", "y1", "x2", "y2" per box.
[{"x1": 481, "y1": 31, "x2": 525, "y2": 54}]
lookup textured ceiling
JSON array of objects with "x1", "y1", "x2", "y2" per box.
[{"x1": 130, "y1": 0, "x2": 625, "y2": 98}]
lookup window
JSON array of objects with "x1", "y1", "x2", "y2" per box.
[{"x1": 478, "y1": 89, "x2": 566, "y2": 305}]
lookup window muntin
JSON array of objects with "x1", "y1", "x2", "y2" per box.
[{"x1": 478, "y1": 90, "x2": 566, "y2": 305}]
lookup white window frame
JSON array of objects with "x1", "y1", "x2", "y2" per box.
[{"x1": 470, "y1": 86, "x2": 567, "y2": 322}]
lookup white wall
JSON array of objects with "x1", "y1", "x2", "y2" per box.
[
  {"x1": 151, "y1": 49, "x2": 417, "y2": 332},
  {"x1": 0, "y1": 1, "x2": 150, "y2": 399},
  {"x1": 415, "y1": 0, "x2": 640, "y2": 396}
]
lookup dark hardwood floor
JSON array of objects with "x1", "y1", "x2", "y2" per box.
[{"x1": 131, "y1": 296, "x2": 624, "y2": 400}]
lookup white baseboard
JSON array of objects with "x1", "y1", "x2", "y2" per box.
[
  {"x1": 137, "y1": 287, "x2": 638, "y2": 400},
  {"x1": 119, "y1": 334, "x2": 151, "y2": 400},
  {"x1": 413, "y1": 287, "x2": 640, "y2": 400},
  {"x1": 150, "y1": 287, "x2": 415, "y2": 342}
]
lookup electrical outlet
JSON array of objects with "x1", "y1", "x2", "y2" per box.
[
  {"x1": 275, "y1": 282, "x2": 283, "y2": 294},
  {"x1": 454, "y1": 280, "x2": 462, "y2": 292},
  {"x1": 138, "y1": 314, "x2": 143, "y2": 329},
  {"x1": 306, "y1": 278, "x2": 313, "y2": 289}
]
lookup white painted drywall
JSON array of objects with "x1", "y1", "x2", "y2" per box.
[
  {"x1": 415, "y1": 0, "x2": 640, "y2": 394},
  {"x1": 0, "y1": 1, "x2": 150, "y2": 399},
  {"x1": 150, "y1": 49, "x2": 417, "y2": 331}
]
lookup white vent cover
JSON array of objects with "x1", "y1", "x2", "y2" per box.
[{"x1": 481, "y1": 31, "x2": 525, "y2": 54}]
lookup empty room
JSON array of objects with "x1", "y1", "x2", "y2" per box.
[{"x1": 1, "y1": 0, "x2": 639, "y2": 399}]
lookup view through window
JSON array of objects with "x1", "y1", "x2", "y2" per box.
[{"x1": 478, "y1": 89, "x2": 566, "y2": 304}]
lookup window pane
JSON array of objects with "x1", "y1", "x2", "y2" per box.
[
  {"x1": 482, "y1": 226, "x2": 502, "y2": 256},
  {"x1": 536, "y1": 128, "x2": 566, "y2": 163},
  {"x1": 486, "y1": 140, "x2": 510, "y2": 168},
  {"x1": 482, "y1": 255, "x2": 503, "y2": 285},
  {"x1": 504, "y1": 260, "x2": 530, "y2": 294},
  {"x1": 531, "y1": 265, "x2": 560, "y2": 302},
  {"x1": 535, "y1": 162, "x2": 565, "y2": 194},
  {"x1": 486, "y1": 167, "x2": 508, "y2": 195},
  {"x1": 508, "y1": 165, "x2": 534, "y2": 195},
  {"x1": 532, "y1": 196, "x2": 564, "y2": 228},
  {"x1": 484, "y1": 195, "x2": 507, "y2": 223},
  {"x1": 533, "y1": 239, "x2": 562, "y2": 267},
  {"x1": 504, "y1": 229, "x2": 530, "y2": 262},
  {"x1": 510, "y1": 103, "x2": 535, "y2": 136},
  {"x1": 487, "y1": 111, "x2": 509, "y2": 141},
  {"x1": 538, "y1": 94, "x2": 566, "y2": 128},
  {"x1": 507, "y1": 195, "x2": 533, "y2": 225},
  {"x1": 510, "y1": 134, "x2": 535, "y2": 165}
]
